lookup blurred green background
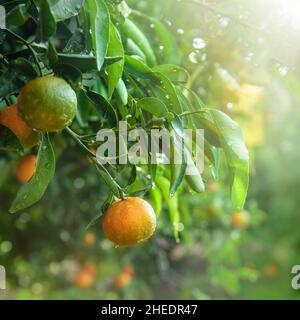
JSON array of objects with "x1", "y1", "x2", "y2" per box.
[{"x1": 1, "y1": 0, "x2": 300, "y2": 299}]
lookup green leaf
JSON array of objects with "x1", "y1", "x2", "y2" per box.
[
  {"x1": 85, "y1": 193, "x2": 113, "y2": 230},
  {"x1": 6, "y1": 4, "x2": 29, "y2": 27},
  {"x1": 148, "y1": 19, "x2": 181, "y2": 65},
  {"x1": 107, "y1": 22, "x2": 124, "y2": 98},
  {"x1": 153, "y1": 72, "x2": 182, "y2": 114},
  {"x1": 121, "y1": 18, "x2": 157, "y2": 66},
  {"x1": 86, "y1": 91, "x2": 118, "y2": 127},
  {"x1": 86, "y1": 0, "x2": 110, "y2": 71},
  {"x1": 57, "y1": 53, "x2": 97, "y2": 71},
  {"x1": 133, "y1": 11, "x2": 181, "y2": 65},
  {"x1": 201, "y1": 109, "x2": 249, "y2": 209},
  {"x1": 184, "y1": 146, "x2": 205, "y2": 193},
  {"x1": 153, "y1": 65, "x2": 189, "y2": 83},
  {"x1": 149, "y1": 187, "x2": 162, "y2": 216},
  {"x1": 124, "y1": 55, "x2": 153, "y2": 75},
  {"x1": 50, "y1": 0, "x2": 84, "y2": 21},
  {"x1": 9, "y1": 133, "x2": 56, "y2": 213},
  {"x1": 48, "y1": 40, "x2": 58, "y2": 67},
  {"x1": 115, "y1": 79, "x2": 128, "y2": 106},
  {"x1": 38, "y1": 0, "x2": 56, "y2": 42},
  {"x1": 137, "y1": 97, "x2": 168, "y2": 118},
  {"x1": 10, "y1": 58, "x2": 38, "y2": 78},
  {"x1": 185, "y1": 172, "x2": 205, "y2": 193},
  {"x1": 76, "y1": 89, "x2": 94, "y2": 128},
  {"x1": 156, "y1": 175, "x2": 180, "y2": 242},
  {"x1": 170, "y1": 136, "x2": 187, "y2": 197},
  {"x1": 53, "y1": 63, "x2": 82, "y2": 88}
]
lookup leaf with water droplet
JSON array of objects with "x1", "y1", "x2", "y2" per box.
[
  {"x1": 50, "y1": 0, "x2": 84, "y2": 21},
  {"x1": 9, "y1": 133, "x2": 56, "y2": 213}
]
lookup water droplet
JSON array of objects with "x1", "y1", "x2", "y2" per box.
[
  {"x1": 193, "y1": 38, "x2": 206, "y2": 49},
  {"x1": 166, "y1": 94, "x2": 170, "y2": 99},
  {"x1": 188, "y1": 51, "x2": 199, "y2": 64},
  {"x1": 159, "y1": 45, "x2": 164, "y2": 50},
  {"x1": 219, "y1": 17, "x2": 229, "y2": 28},
  {"x1": 177, "y1": 28, "x2": 185, "y2": 35},
  {"x1": 278, "y1": 65, "x2": 289, "y2": 76},
  {"x1": 150, "y1": 23, "x2": 155, "y2": 29},
  {"x1": 226, "y1": 102, "x2": 234, "y2": 109}
]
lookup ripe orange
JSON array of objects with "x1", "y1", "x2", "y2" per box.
[
  {"x1": 83, "y1": 262, "x2": 97, "y2": 276},
  {"x1": 73, "y1": 270, "x2": 94, "y2": 288},
  {"x1": 123, "y1": 265, "x2": 134, "y2": 276},
  {"x1": 232, "y1": 210, "x2": 250, "y2": 229},
  {"x1": 84, "y1": 232, "x2": 96, "y2": 246},
  {"x1": 114, "y1": 265, "x2": 135, "y2": 289},
  {"x1": 15, "y1": 155, "x2": 37, "y2": 183},
  {"x1": 17, "y1": 76, "x2": 77, "y2": 132},
  {"x1": 114, "y1": 273, "x2": 132, "y2": 289},
  {"x1": 0, "y1": 104, "x2": 40, "y2": 148},
  {"x1": 103, "y1": 197, "x2": 156, "y2": 246}
]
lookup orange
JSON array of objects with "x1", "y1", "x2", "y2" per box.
[
  {"x1": 17, "y1": 76, "x2": 77, "y2": 132},
  {"x1": 263, "y1": 264, "x2": 278, "y2": 278},
  {"x1": 123, "y1": 265, "x2": 134, "y2": 276},
  {"x1": 0, "y1": 104, "x2": 40, "y2": 148},
  {"x1": 83, "y1": 263, "x2": 97, "y2": 276},
  {"x1": 84, "y1": 232, "x2": 96, "y2": 246},
  {"x1": 232, "y1": 210, "x2": 250, "y2": 229},
  {"x1": 73, "y1": 270, "x2": 94, "y2": 288},
  {"x1": 103, "y1": 197, "x2": 156, "y2": 246},
  {"x1": 15, "y1": 154, "x2": 37, "y2": 183},
  {"x1": 114, "y1": 273, "x2": 133, "y2": 289},
  {"x1": 114, "y1": 265, "x2": 135, "y2": 289}
]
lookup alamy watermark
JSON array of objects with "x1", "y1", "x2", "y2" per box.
[
  {"x1": 0, "y1": 265, "x2": 5, "y2": 289},
  {"x1": 95, "y1": 121, "x2": 204, "y2": 176},
  {"x1": 291, "y1": 265, "x2": 300, "y2": 290},
  {"x1": 0, "y1": 5, "x2": 5, "y2": 29}
]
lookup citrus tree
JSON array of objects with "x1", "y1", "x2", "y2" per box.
[{"x1": 0, "y1": 0, "x2": 249, "y2": 246}]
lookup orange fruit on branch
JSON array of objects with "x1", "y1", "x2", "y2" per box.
[
  {"x1": 17, "y1": 76, "x2": 77, "y2": 132},
  {"x1": 103, "y1": 197, "x2": 156, "y2": 246},
  {"x1": 0, "y1": 104, "x2": 40, "y2": 148},
  {"x1": 15, "y1": 154, "x2": 37, "y2": 183}
]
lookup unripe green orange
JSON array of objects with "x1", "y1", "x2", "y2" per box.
[{"x1": 18, "y1": 76, "x2": 77, "y2": 132}]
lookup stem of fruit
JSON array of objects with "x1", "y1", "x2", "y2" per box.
[
  {"x1": 65, "y1": 127, "x2": 125, "y2": 200},
  {"x1": 4, "y1": 29, "x2": 43, "y2": 77},
  {"x1": 65, "y1": 127, "x2": 95, "y2": 156}
]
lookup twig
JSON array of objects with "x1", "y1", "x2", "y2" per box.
[
  {"x1": 4, "y1": 29, "x2": 43, "y2": 76},
  {"x1": 65, "y1": 127, "x2": 125, "y2": 200}
]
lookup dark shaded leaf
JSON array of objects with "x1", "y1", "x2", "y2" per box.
[
  {"x1": 10, "y1": 57, "x2": 38, "y2": 78},
  {"x1": 10, "y1": 133, "x2": 56, "y2": 213},
  {"x1": 0, "y1": 125, "x2": 23, "y2": 152},
  {"x1": 87, "y1": 91, "x2": 118, "y2": 127},
  {"x1": 50, "y1": 0, "x2": 84, "y2": 21}
]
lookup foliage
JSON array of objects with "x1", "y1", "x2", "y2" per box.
[{"x1": 0, "y1": 0, "x2": 299, "y2": 300}]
